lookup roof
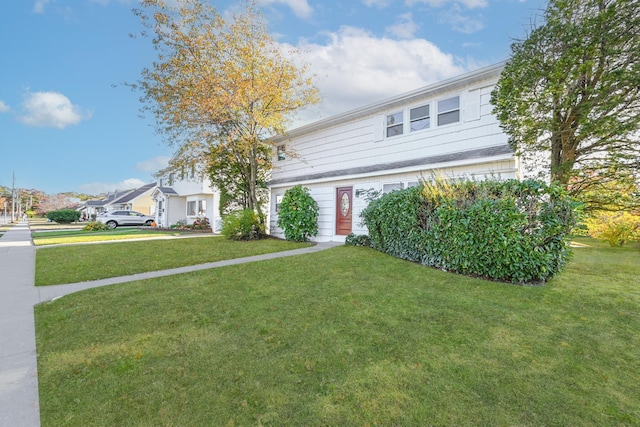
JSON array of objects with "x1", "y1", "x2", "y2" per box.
[
  {"x1": 112, "y1": 182, "x2": 157, "y2": 204},
  {"x1": 154, "y1": 187, "x2": 179, "y2": 196}
]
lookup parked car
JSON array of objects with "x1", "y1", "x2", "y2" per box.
[{"x1": 97, "y1": 210, "x2": 155, "y2": 229}]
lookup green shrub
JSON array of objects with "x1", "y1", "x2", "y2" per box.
[
  {"x1": 585, "y1": 211, "x2": 640, "y2": 246},
  {"x1": 277, "y1": 185, "x2": 319, "y2": 242},
  {"x1": 345, "y1": 233, "x2": 371, "y2": 247},
  {"x1": 360, "y1": 179, "x2": 578, "y2": 284},
  {"x1": 83, "y1": 221, "x2": 110, "y2": 231},
  {"x1": 46, "y1": 209, "x2": 81, "y2": 224},
  {"x1": 221, "y1": 209, "x2": 264, "y2": 240}
]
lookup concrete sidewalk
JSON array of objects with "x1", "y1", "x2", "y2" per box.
[
  {"x1": 0, "y1": 223, "x2": 341, "y2": 426},
  {"x1": 0, "y1": 222, "x2": 39, "y2": 427}
]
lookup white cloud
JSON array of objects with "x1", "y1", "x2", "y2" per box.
[
  {"x1": 406, "y1": 0, "x2": 488, "y2": 8},
  {"x1": 19, "y1": 91, "x2": 90, "y2": 129},
  {"x1": 290, "y1": 26, "x2": 467, "y2": 125},
  {"x1": 386, "y1": 12, "x2": 420, "y2": 39},
  {"x1": 362, "y1": 0, "x2": 390, "y2": 7},
  {"x1": 0, "y1": 100, "x2": 10, "y2": 113},
  {"x1": 258, "y1": 0, "x2": 313, "y2": 19},
  {"x1": 136, "y1": 156, "x2": 171, "y2": 173},
  {"x1": 439, "y1": 6, "x2": 484, "y2": 33},
  {"x1": 77, "y1": 178, "x2": 147, "y2": 195},
  {"x1": 33, "y1": 0, "x2": 51, "y2": 14}
]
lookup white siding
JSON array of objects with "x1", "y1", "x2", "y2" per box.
[
  {"x1": 269, "y1": 159, "x2": 517, "y2": 242},
  {"x1": 269, "y1": 63, "x2": 519, "y2": 242},
  {"x1": 272, "y1": 81, "x2": 507, "y2": 184}
]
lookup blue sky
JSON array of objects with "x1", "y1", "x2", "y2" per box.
[{"x1": 0, "y1": 0, "x2": 546, "y2": 195}]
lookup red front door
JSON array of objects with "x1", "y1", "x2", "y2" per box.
[{"x1": 336, "y1": 187, "x2": 353, "y2": 235}]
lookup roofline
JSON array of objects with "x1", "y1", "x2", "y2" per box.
[{"x1": 272, "y1": 61, "x2": 506, "y2": 143}]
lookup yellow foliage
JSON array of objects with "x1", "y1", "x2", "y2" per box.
[
  {"x1": 585, "y1": 211, "x2": 640, "y2": 246},
  {"x1": 135, "y1": 0, "x2": 320, "y2": 213}
]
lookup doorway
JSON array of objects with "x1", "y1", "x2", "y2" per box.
[{"x1": 335, "y1": 187, "x2": 353, "y2": 235}]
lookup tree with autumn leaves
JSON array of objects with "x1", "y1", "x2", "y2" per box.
[{"x1": 132, "y1": 0, "x2": 319, "y2": 220}]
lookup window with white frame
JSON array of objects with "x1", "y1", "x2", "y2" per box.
[
  {"x1": 382, "y1": 183, "x2": 404, "y2": 194},
  {"x1": 410, "y1": 104, "x2": 430, "y2": 132},
  {"x1": 275, "y1": 195, "x2": 283, "y2": 212},
  {"x1": 437, "y1": 96, "x2": 460, "y2": 126},
  {"x1": 197, "y1": 200, "x2": 206, "y2": 216},
  {"x1": 386, "y1": 111, "x2": 404, "y2": 137},
  {"x1": 277, "y1": 145, "x2": 286, "y2": 161},
  {"x1": 186, "y1": 201, "x2": 196, "y2": 216}
]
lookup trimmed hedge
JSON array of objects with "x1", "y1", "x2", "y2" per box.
[
  {"x1": 46, "y1": 209, "x2": 81, "y2": 224},
  {"x1": 360, "y1": 179, "x2": 578, "y2": 284},
  {"x1": 277, "y1": 185, "x2": 319, "y2": 242}
]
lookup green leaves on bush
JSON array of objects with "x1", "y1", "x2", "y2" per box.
[
  {"x1": 46, "y1": 209, "x2": 81, "y2": 224},
  {"x1": 277, "y1": 185, "x2": 319, "y2": 242},
  {"x1": 83, "y1": 221, "x2": 110, "y2": 231},
  {"x1": 221, "y1": 209, "x2": 264, "y2": 240},
  {"x1": 345, "y1": 233, "x2": 371, "y2": 247},
  {"x1": 361, "y1": 179, "x2": 579, "y2": 284}
]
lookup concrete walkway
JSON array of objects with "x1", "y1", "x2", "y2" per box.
[{"x1": 0, "y1": 223, "x2": 341, "y2": 426}]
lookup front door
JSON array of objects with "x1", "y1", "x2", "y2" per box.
[{"x1": 336, "y1": 187, "x2": 353, "y2": 235}]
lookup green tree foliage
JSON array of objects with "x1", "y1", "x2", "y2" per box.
[
  {"x1": 277, "y1": 185, "x2": 319, "y2": 242},
  {"x1": 491, "y1": 0, "x2": 640, "y2": 212},
  {"x1": 132, "y1": 0, "x2": 319, "y2": 218},
  {"x1": 361, "y1": 179, "x2": 578, "y2": 284}
]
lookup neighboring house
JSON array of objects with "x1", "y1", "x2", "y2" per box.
[
  {"x1": 151, "y1": 170, "x2": 220, "y2": 231},
  {"x1": 109, "y1": 182, "x2": 157, "y2": 215},
  {"x1": 81, "y1": 189, "x2": 136, "y2": 220},
  {"x1": 269, "y1": 62, "x2": 519, "y2": 242}
]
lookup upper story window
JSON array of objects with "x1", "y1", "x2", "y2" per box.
[
  {"x1": 386, "y1": 111, "x2": 404, "y2": 137},
  {"x1": 437, "y1": 96, "x2": 460, "y2": 126},
  {"x1": 410, "y1": 104, "x2": 430, "y2": 132},
  {"x1": 277, "y1": 145, "x2": 286, "y2": 161}
]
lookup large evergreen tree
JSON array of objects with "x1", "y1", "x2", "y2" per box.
[{"x1": 491, "y1": 0, "x2": 640, "y2": 211}]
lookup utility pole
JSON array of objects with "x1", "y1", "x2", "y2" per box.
[{"x1": 11, "y1": 172, "x2": 15, "y2": 223}]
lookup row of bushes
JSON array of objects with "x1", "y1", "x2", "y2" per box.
[
  {"x1": 357, "y1": 179, "x2": 579, "y2": 284},
  {"x1": 220, "y1": 185, "x2": 319, "y2": 242}
]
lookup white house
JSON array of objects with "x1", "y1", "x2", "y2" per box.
[
  {"x1": 151, "y1": 170, "x2": 220, "y2": 231},
  {"x1": 269, "y1": 62, "x2": 519, "y2": 242}
]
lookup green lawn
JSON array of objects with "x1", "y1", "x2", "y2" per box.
[
  {"x1": 35, "y1": 236, "x2": 311, "y2": 285},
  {"x1": 32, "y1": 228, "x2": 191, "y2": 246},
  {"x1": 35, "y1": 238, "x2": 640, "y2": 426}
]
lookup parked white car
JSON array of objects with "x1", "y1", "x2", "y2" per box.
[{"x1": 97, "y1": 210, "x2": 155, "y2": 229}]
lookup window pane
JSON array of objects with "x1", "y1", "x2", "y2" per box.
[
  {"x1": 386, "y1": 112, "x2": 403, "y2": 126},
  {"x1": 382, "y1": 183, "x2": 404, "y2": 193},
  {"x1": 198, "y1": 200, "x2": 206, "y2": 214},
  {"x1": 386, "y1": 124, "x2": 403, "y2": 137},
  {"x1": 438, "y1": 96, "x2": 459, "y2": 113},
  {"x1": 410, "y1": 105, "x2": 429, "y2": 121},
  {"x1": 410, "y1": 117, "x2": 430, "y2": 132},
  {"x1": 438, "y1": 110, "x2": 460, "y2": 126},
  {"x1": 187, "y1": 201, "x2": 196, "y2": 216}
]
